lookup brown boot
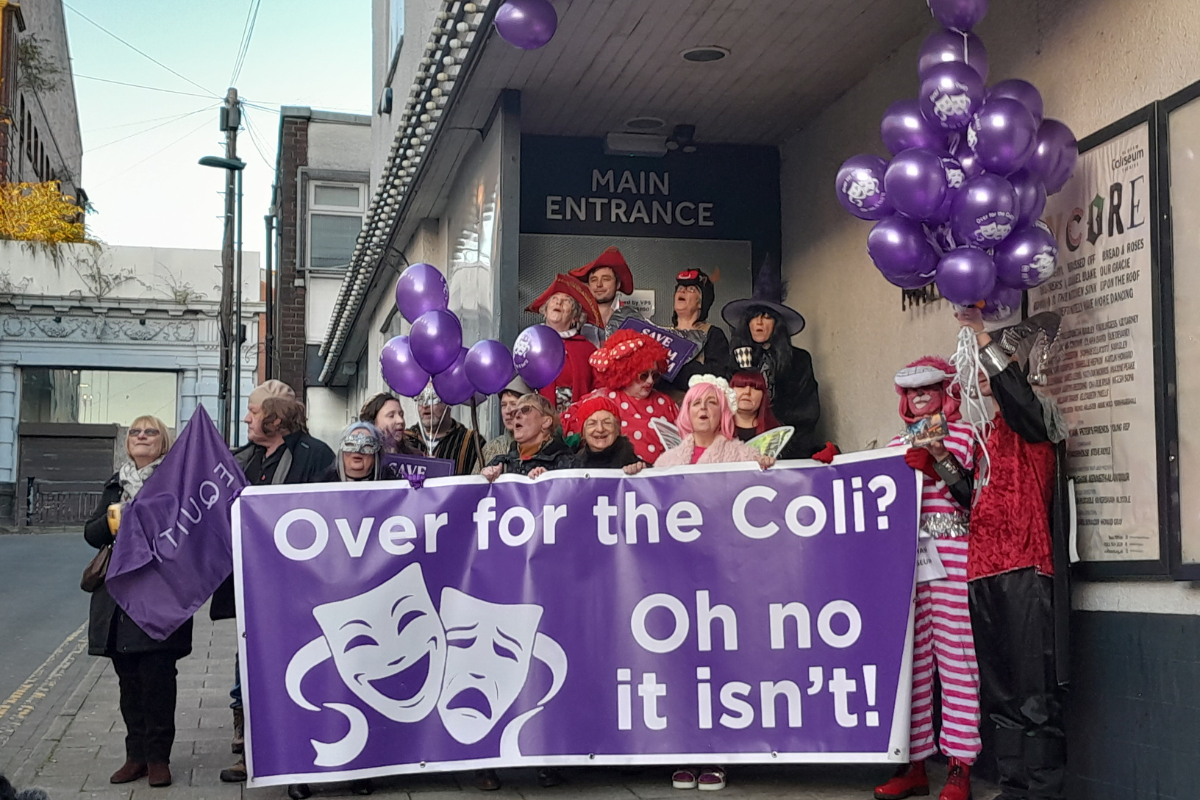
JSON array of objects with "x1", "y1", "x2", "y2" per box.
[
  {"x1": 220, "y1": 756, "x2": 247, "y2": 783},
  {"x1": 109, "y1": 759, "x2": 147, "y2": 784},
  {"x1": 148, "y1": 763, "x2": 172, "y2": 788},
  {"x1": 232, "y1": 707, "x2": 245, "y2": 754}
]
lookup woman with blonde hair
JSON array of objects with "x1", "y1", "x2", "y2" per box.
[{"x1": 84, "y1": 415, "x2": 191, "y2": 789}]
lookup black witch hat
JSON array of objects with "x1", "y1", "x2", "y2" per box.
[{"x1": 720, "y1": 255, "x2": 806, "y2": 336}]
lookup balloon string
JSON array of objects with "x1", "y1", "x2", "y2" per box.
[
  {"x1": 961, "y1": 30, "x2": 969, "y2": 69},
  {"x1": 949, "y1": 326, "x2": 994, "y2": 495}
]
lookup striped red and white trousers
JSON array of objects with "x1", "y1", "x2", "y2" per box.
[{"x1": 909, "y1": 537, "x2": 982, "y2": 763}]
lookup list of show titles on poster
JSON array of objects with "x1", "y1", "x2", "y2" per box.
[{"x1": 1030, "y1": 122, "x2": 1160, "y2": 562}]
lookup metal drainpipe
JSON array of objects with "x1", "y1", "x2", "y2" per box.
[{"x1": 264, "y1": 208, "x2": 275, "y2": 381}]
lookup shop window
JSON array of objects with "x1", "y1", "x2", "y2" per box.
[
  {"x1": 20, "y1": 368, "x2": 178, "y2": 428},
  {"x1": 308, "y1": 181, "x2": 364, "y2": 270}
]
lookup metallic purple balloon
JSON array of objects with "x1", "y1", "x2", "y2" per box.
[
  {"x1": 836, "y1": 154, "x2": 893, "y2": 220},
  {"x1": 1026, "y1": 119, "x2": 1078, "y2": 194},
  {"x1": 950, "y1": 173, "x2": 1019, "y2": 248},
  {"x1": 925, "y1": 153, "x2": 967, "y2": 224},
  {"x1": 967, "y1": 98, "x2": 1038, "y2": 175},
  {"x1": 993, "y1": 224, "x2": 1059, "y2": 289},
  {"x1": 409, "y1": 308, "x2": 464, "y2": 375},
  {"x1": 432, "y1": 347, "x2": 475, "y2": 406},
  {"x1": 881, "y1": 98, "x2": 944, "y2": 155},
  {"x1": 494, "y1": 0, "x2": 558, "y2": 50},
  {"x1": 949, "y1": 134, "x2": 984, "y2": 178},
  {"x1": 927, "y1": 0, "x2": 988, "y2": 31},
  {"x1": 395, "y1": 263, "x2": 449, "y2": 324},
  {"x1": 987, "y1": 79, "x2": 1044, "y2": 125},
  {"x1": 380, "y1": 335, "x2": 430, "y2": 398},
  {"x1": 867, "y1": 215, "x2": 940, "y2": 287},
  {"x1": 513, "y1": 324, "x2": 566, "y2": 390},
  {"x1": 979, "y1": 285, "x2": 1023, "y2": 322},
  {"x1": 1008, "y1": 168, "x2": 1047, "y2": 227},
  {"x1": 918, "y1": 29, "x2": 989, "y2": 82},
  {"x1": 885, "y1": 148, "x2": 948, "y2": 220},
  {"x1": 464, "y1": 339, "x2": 515, "y2": 395},
  {"x1": 919, "y1": 61, "x2": 985, "y2": 132},
  {"x1": 936, "y1": 247, "x2": 997, "y2": 305}
]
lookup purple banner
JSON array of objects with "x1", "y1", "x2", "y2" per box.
[
  {"x1": 381, "y1": 453, "x2": 455, "y2": 481},
  {"x1": 617, "y1": 317, "x2": 700, "y2": 380},
  {"x1": 108, "y1": 406, "x2": 247, "y2": 640},
  {"x1": 234, "y1": 450, "x2": 919, "y2": 787}
]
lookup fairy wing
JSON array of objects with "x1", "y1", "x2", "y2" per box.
[
  {"x1": 745, "y1": 426, "x2": 795, "y2": 458},
  {"x1": 649, "y1": 417, "x2": 682, "y2": 451}
]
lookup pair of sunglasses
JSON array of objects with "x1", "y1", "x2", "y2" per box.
[{"x1": 127, "y1": 428, "x2": 161, "y2": 438}]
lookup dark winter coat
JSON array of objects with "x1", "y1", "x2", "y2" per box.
[
  {"x1": 486, "y1": 436, "x2": 576, "y2": 476},
  {"x1": 84, "y1": 473, "x2": 193, "y2": 658},
  {"x1": 573, "y1": 436, "x2": 641, "y2": 470},
  {"x1": 743, "y1": 343, "x2": 821, "y2": 458},
  {"x1": 209, "y1": 431, "x2": 335, "y2": 620}
]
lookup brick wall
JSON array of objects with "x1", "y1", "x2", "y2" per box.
[{"x1": 276, "y1": 116, "x2": 309, "y2": 396}]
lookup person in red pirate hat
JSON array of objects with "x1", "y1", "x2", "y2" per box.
[
  {"x1": 526, "y1": 273, "x2": 602, "y2": 413},
  {"x1": 875, "y1": 356, "x2": 981, "y2": 800},
  {"x1": 568, "y1": 246, "x2": 645, "y2": 344},
  {"x1": 561, "y1": 329, "x2": 678, "y2": 465}
]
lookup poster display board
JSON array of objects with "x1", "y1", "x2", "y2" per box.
[{"x1": 1030, "y1": 111, "x2": 1164, "y2": 569}]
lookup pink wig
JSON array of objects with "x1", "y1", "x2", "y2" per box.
[
  {"x1": 894, "y1": 355, "x2": 962, "y2": 423},
  {"x1": 676, "y1": 381, "x2": 736, "y2": 440}
]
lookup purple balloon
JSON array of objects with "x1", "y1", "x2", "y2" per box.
[
  {"x1": 881, "y1": 98, "x2": 944, "y2": 155},
  {"x1": 867, "y1": 215, "x2": 940, "y2": 287},
  {"x1": 979, "y1": 285, "x2": 1023, "y2": 321},
  {"x1": 409, "y1": 308, "x2": 463, "y2": 375},
  {"x1": 927, "y1": 0, "x2": 988, "y2": 31},
  {"x1": 987, "y1": 79, "x2": 1044, "y2": 125},
  {"x1": 919, "y1": 61, "x2": 985, "y2": 132},
  {"x1": 993, "y1": 224, "x2": 1059, "y2": 289},
  {"x1": 885, "y1": 148, "x2": 948, "y2": 220},
  {"x1": 395, "y1": 263, "x2": 449, "y2": 324},
  {"x1": 464, "y1": 339, "x2": 515, "y2": 395},
  {"x1": 513, "y1": 324, "x2": 566, "y2": 390},
  {"x1": 924, "y1": 221, "x2": 957, "y2": 255},
  {"x1": 432, "y1": 347, "x2": 475, "y2": 406},
  {"x1": 950, "y1": 173, "x2": 1019, "y2": 248},
  {"x1": 949, "y1": 134, "x2": 984, "y2": 179},
  {"x1": 494, "y1": 0, "x2": 558, "y2": 50},
  {"x1": 926, "y1": 153, "x2": 966, "y2": 224},
  {"x1": 1027, "y1": 119, "x2": 1078, "y2": 194},
  {"x1": 918, "y1": 29, "x2": 989, "y2": 82},
  {"x1": 1009, "y1": 168, "x2": 1047, "y2": 226},
  {"x1": 380, "y1": 335, "x2": 430, "y2": 398},
  {"x1": 836, "y1": 154, "x2": 893, "y2": 220},
  {"x1": 936, "y1": 247, "x2": 997, "y2": 305},
  {"x1": 968, "y1": 97, "x2": 1038, "y2": 175}
]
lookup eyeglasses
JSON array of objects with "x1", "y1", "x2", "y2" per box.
[
  {"x1": 128, "y1": 428, "x2": 161, "y2": 438},
  {"x1": 636, "y1": 370, "x2": 662, "y2": 383},
  {"x1": 514, "y1": 404, "x2": 544, "y2": 417}
]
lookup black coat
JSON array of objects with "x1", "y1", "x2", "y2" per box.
[
  {"x1": 989, "y1": 362, "x2": 1071, "y2": 685},
  {"x1": 745, "y1": 343, "x2": 821, "y2": 458},
  {"x1": 84, "y1": 473, "x2": 193, "y2": 658},
  {"x1": 665, "y1": 324, "x2": 733, "y2": 394},
  {"x1": 573, "y1": 436, "x2": 641, "y2": 470},
  {"x1": 210, "y1": 431, "x2": 336, "y2": 620},
  {"x1": 486, "y1": 436, "x2": 575, "y2": 476}
]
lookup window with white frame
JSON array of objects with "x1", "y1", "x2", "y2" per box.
[{"x1": 308, "y1": 181, "x2": 364, "y2": 270}]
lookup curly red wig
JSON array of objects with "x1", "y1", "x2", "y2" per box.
[{"x1": 588, "y1": 329, "x2": 670, "y2": 390}]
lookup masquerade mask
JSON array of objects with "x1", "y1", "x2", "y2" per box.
[{"x1": 341, "y1": 430, "x2": 382, "y2": 455}]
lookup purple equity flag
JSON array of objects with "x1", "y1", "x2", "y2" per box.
[
  {"x1": 617, "y1": 317, "x2": 700, "y2": 380},
  {"x1": 234, "y1": 450, "x2": 920, "y2": 787},
  {"x1": 106, "y1": 406, "x2": 247, "y2": 641}
]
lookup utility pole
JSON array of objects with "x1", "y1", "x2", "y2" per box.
[{"x1": 217, "y1": 88, "x2": 240, "y2": 443}]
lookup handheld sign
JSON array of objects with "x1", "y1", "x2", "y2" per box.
[
  {"x1": 381, "y1": 454, "x2": 455, "y2": 481},
  {"x1": 616, "y1": 318, "x2": 700, "y2": 380}
]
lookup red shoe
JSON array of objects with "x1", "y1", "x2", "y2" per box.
[
  {"x1": 874, "y1": 760, "x2": 929, "y2": 800},
  {"x1": 939, "y1": 758, "x2": 971, "y2": 800}
]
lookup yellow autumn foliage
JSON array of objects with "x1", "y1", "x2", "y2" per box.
[{"x1": 0, "y1": 181, "x2": 86, "y2": 243}]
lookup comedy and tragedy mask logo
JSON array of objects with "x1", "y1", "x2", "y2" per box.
[
  {"x1": 975, "y1": 220, "x2": 1014, "y2": 241},
  {"x1": 845, "y1": 175, "x2": 881, "y2": 208},
  {"x1": 1028, "y1": 251, "x2": 1057, "y2": 282},
  {"x1": 285, "y1": 564, "x2": 568, "y2": 767},
  {"x1": 930, "y1": 87, "x2": 971, "y2": 123}
]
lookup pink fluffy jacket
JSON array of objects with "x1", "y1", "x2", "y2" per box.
[{"x1": 655, "y1": 434, "x2": 761, "y2": 467}]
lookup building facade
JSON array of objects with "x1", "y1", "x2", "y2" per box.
[
  {"x1": 269, "y1": 106, "x2": 370, "y2": 447},
  {"x1": 318, "y1": 1, "x2": 1200, "y2": 794},
  {"x1": 0, "y1": 0, "x2": 84, "y2": 198}
]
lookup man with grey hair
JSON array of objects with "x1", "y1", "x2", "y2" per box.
[{"x1": 407, "y1": 383, "x2": 484, "y2": 476}]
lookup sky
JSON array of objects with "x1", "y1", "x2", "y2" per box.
[{"x1": 65, "y1": 0, "x2": 373, "y2": 254}]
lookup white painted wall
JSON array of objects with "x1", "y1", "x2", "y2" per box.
[
  {"x1": 780, "y1": 0, "x2": 1200, "y2": 608},
  {"x1": 309, "y1": 118, "x2": 372, "y2": 172}
]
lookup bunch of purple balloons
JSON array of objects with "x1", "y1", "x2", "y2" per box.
[
  {"x1": 834, "y1": 0, "x2": 1076, "y2": 314},
  {"x1": 380, "y1": 263, "x2": 567, "y2": 404}
]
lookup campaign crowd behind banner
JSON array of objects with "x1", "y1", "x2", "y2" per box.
[
  {"x1": 233, "y1": 450, "x2": 920, "y2": 788},
  {"x1": 107, "y1": 406, "x2": 247, "y2": 640}
]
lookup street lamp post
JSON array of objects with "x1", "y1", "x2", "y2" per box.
[{"x1": 199, "y1": 155, "x2": 246, "y2": 447}]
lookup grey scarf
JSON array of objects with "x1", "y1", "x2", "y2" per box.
[{"x1": 118, "y1": 456, "x2": 165, "y2": 503}]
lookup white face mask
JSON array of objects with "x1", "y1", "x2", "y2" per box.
[
  {"x1": 312, "y1": 563, "x2": 447, "y2": 723},
  {"x1": 436, "y1": 588, "x2": 543, "y2": 744}
]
